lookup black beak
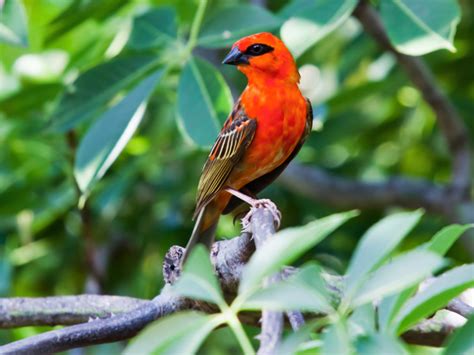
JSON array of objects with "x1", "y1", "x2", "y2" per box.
[{"x1": 222, "y1": 47, "x2": 249, "y2": 65}]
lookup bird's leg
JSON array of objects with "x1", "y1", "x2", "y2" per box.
[{"x1": 225, "y1": 187, "x2": 282, "y2": 232}]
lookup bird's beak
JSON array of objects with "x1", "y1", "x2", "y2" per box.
[{"x1": 222, "y1": 47, "x2": 249, "y2": 65}]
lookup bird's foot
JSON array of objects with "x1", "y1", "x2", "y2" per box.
[{"x1": 241, "y1": 199, "x2": 282, "y2": 232}]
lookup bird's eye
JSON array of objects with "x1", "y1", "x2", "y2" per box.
[{"x1": 245, "y1": 43, "x2": 274, "y2": 56}]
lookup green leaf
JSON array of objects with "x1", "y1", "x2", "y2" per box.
[
  {"x1": 378, "y1": 224, "x2": 472, "y2": 331},
  {"x1": 349, "y1": 304, "x2": 376, "y2": 336},
  {"x1": 394, "y1": 264, "x2": 474, "y2": 334},
  {"x1": 380, "y1": 0, "x2": 460, "y2": 56},
  {"x1": 172, "y1": 245, "x2": 225, "y2": 306},
  {"x1": 0, "y1": 0, "x2": 29, "y2": 47},
  {"x1": 279, "y1": 0, "x2": 357, "y2": 58},
  {"x1": 322, "y1": 320, "x2": 353, "y2": 355},
  {"x1": 198, "y1": 4, "x2": 282, "y2": 48},
  {"x1": 127, "y1": 7, "x2": 177, "y2": 50},
  {"x1": 123, "y1": 311, "x2": 222, "y2": 355},
  {"x1": 50, "y1": 55, "x2": 160, "y2": 131},
  {"x1": 443, "y1": 316, "x2": 474, "y2": 355},
  {"x1": 239, "y1": 210, "x2": 357, "y2": 295},
  {"x1": 74, "y1": 69, "x2": 163, "y2": 195},
  {"x1": 351, "y1": 250, "x2": 445, "y2": 307},
  {"x1": 177, "y1": 57, "x2": 233, "y2": 147},
  {"x1": 240, "y1": 265, "x2": 334, "y2": 313},
  {"x1": 345, "y1": 210, "x2": 423, "y2": 297},
  {"x1": 355, "y1": 334, "x2": 407, "y2": 355}
]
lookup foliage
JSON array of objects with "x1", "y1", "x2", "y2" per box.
[{"x1": 0, "y1": 0, "x2": 472, "y2": 353}]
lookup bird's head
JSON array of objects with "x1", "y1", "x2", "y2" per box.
[{"x1": 223, "y1": 32, "x2": 299, "y2": 84}]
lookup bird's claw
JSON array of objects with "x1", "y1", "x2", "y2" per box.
[{"x1": 240, "y1": 199, "x2": 281, "y2": 232}]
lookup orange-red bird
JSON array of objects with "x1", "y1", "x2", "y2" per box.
[{"x1": 186, "y1": 32, "x2": 312, "y2": 254}]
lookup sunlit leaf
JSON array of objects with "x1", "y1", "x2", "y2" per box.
[
  {"x1": 351, "y1": 250, "x2": 445, "y2": 307},
  {"x1": 0, "y1": 0, "x2": 28, "y2": 47},
  {"x1": 322, "y1": 320, "x2": 353, "y2": 355},
  {"x1": 378, "y1": 224, "x2": 472, "y2": 331},
  {"x1": 240, "y1": 265, "x2": 333, "y2": 313},
  {"x1": 345, "y1": 210, "x2": 423, "y2": 297},
  {"x1": 443, "y1": 315, "x2": 474, "y2": 355},
  {"x1": 239, "y1": 210, "x2": 357, "y2": 295},
  {"x1": 127, "y1": 6, "x2": 177, "y2": 50},
  {"x1": 198, "y1": 4, "x2": 282, "y2": 48},
  {"x1": 394, "y1": 264, "x2": 474, "y2": 334},
  {"x1": 177, "y1": 56, "x2": 233, "y2": 147},
  {"x1": 380, "y1": 0, "x2": 460, "y2": 55},
  {"x1": 123, "y1": 311, "x2": 222, "y2": 355},
  {"x1": 172, "y1": 245, "x2": 225, "y2": 306},
  {"x1": 50, "y1": 55, "x2": 160, "y2": 131},
  {"x1": 356, "y1": 334, "x2": 407, "y2": 355},
  {"x1": 74, "y1": 69, "x2": 163, "y2": 195},
  {"x1": 280, "y1": 0, "x2": 357, "y2": 58}
]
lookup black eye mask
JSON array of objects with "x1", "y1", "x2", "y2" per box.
[{"x1": 244, "y1": 43, "x2": 274, "y2": 57}]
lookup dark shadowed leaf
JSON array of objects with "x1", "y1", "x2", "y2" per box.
[
  {"x1": 394, "y1": 264, "x2": 474, "y2": 334},
  {"x1": 443, "y1": 316, "x2": 474, "y2": 355},
  {"x1": 351, "y1": 250, "x2": 445, "y2": 307},
  {"x1": 378, "y1": 224, "x2": 472, "y2": 331},
  {"x1": 0, "y1": 0, "x2": 28, "y2": 47},
  {"x1": 74, "y1": 69, "x2": 163, "y2": 195},
  {"x1": 198, "y1": 4, "x2": 282, "y2": 48},
  {"x1": 356, "y1": 334, "x2": 407, "y2": 355},
  {"x1": 127, "y1": 7, "x2": 177, "y2": 50},
  {"x1": 177, "y1": 56, "x2": 233, "y2": 147},
  {"x1": 123, "y1": 311, "x2": 223, "y2": 355},
  {"x1": 50, "y1": 55, "x2": 160, "y2": 131},
  {"x1": 172, "y1": 245, "x2": 224, "y2": 306},
  {"x1": 239, "y1": 210, "x2": 357, "y2": 295},
  {"x1": 279, "y1": 0, "x2": 357, "y2": 57},
  {"x1": 380, "y1": 0, "x2": 460, "y2": 55},
  {"x1": 345, "y1": 210, "x2": 423, "y2": 297}
]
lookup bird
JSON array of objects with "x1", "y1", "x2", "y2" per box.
[{"x1": 185, "y1": 32, "x2": 313, "y2": 257}]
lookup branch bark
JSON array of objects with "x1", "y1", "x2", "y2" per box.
[{"x1": 0, "y1": 208, "x2": 471, "y2": 354}]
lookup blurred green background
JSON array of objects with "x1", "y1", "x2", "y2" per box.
[{"x1": 0, "y1": 0, "x2": 472, "y2": 350}]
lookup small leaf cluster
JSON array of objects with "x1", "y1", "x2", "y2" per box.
[{"x1": 126, "y1": 211, "x2": 474, "y2": 354}]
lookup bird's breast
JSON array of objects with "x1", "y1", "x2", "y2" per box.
[{"x1": 229, "y1": 85, "x2": 307, "y2": 185}]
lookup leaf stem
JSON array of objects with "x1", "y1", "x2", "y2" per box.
[
  {"x1": 223, "y1": 308, "x2": 255, "y2": 355},
  {"x1": 186, "y1": 0, "x2": 208, "y2": 52}
]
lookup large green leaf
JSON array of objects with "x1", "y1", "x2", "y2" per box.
[
  {"x1": 74, "y1": 69, "x2": 163, "y2": 195},
  {"x1": 394, "y1": 264, "x2": 474, "y2": 334},
  {"x1": 279, "y1": 0, "x2": 357, "y2": 58},
  {"x1": 355, "y1": 334, "x2": 407, "y2": 355},
  {"x1": 50, "y1": 55, "x2": 160, "y2": 131},
  {"x1": 127, "y1": 6, "x2": 177, "y2": 50},
  {"x1": 378, "y1": 224, "x2": 472, "y2": 331},
  {"x1": 240, "y1": 265, "x2": 334, "y2": 313},
  {"x1": 322, "y1": 320, "x2": 353, "y2": 355},
  {"x1": 0, "y1": 0, "x2": 28, "y2": 47},
  {"x1": 345, "y1": 210, "x2": 423, "y2": 297},
  {"x1": 177, "y1": 57, "x2": 233, "y2": 147},
  {"x1": 351, "y1": 250, "x2": 445, "y2": 307},
  {"x1": 443, "y1": 316, "x2": 474, "y2": 355},
  {"x1": 239, "y1": 210, "x2": 357, "y2": 295},
  {"x1": 123, "y1": 311, "x2": 223, "y2": 355},
  {"x1": 198, "y1": 4, "x2": 282, "y2": 48},
  {"x1": 172, "y1": 245, "x2": 225, "y2": 306},
  {"x1": 380, "y1": 0, "x2": 460, "y2": 56}
]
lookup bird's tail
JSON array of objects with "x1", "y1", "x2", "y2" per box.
[{"x1": 183, "y1": 205, "x2": 218, "y2": 263}]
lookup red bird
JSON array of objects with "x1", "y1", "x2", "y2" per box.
[{"x1": 186, "y1": 32, "x2": 312, "y2": 254}]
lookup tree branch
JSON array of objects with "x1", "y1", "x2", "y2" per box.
[
  {"x1": 1, "y1": 208, "x2": 471, "y2": 353},
  {"x1": 353, "y1": 0, "x2": 472, "y2": 199}
]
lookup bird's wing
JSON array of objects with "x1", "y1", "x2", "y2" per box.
[
  {"x1": 194, "y1": 101, "x2": 257, "y2": 218},
  {"x1": 222, "y1": 98, "x2": 313, "y2": 214}
]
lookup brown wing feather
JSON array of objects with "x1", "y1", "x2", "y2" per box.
[
  {"x1": 222, "y1": 98, "x2": 313, "y2": 214},
  {"x1": 194, "y1": 102, "x2": 257, "y2": 218}
]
